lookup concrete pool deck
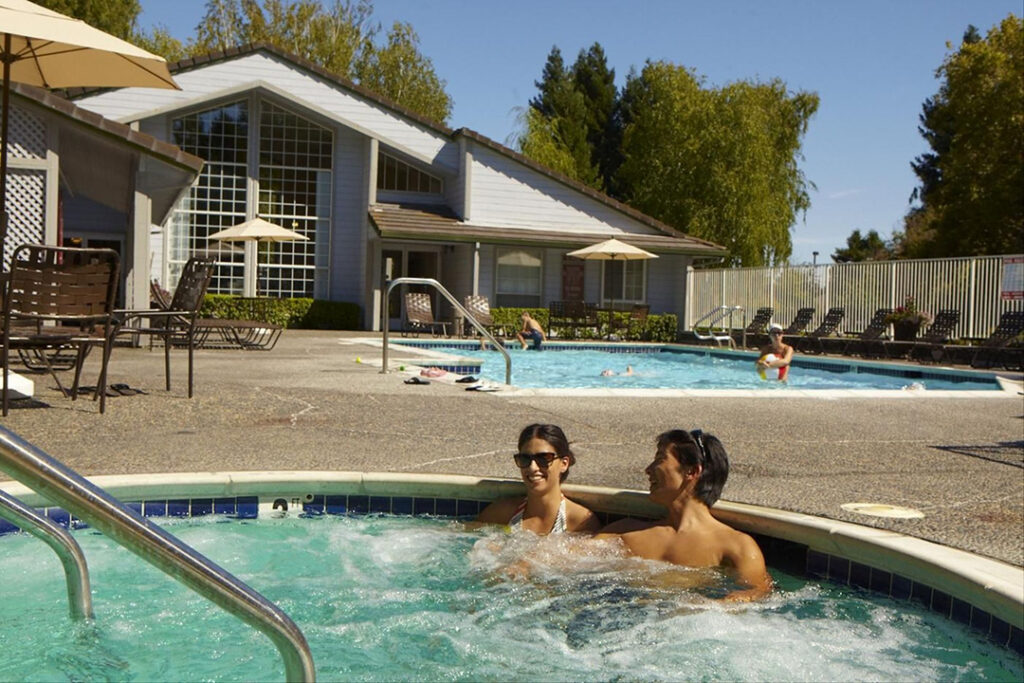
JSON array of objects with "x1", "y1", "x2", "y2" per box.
[{"x1": 1, "y1": 330, "x2": 1022, "y2": 567}]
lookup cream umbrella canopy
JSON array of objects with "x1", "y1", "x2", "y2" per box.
[
  {"x1": 566, "y1": 238, "x2": 658, "y2": 328},
  {"x1": 1, "y1": 0, "x2": 179, "y2": 254},
  {"x1": 208, "y1": 217, "x2": 309, "y2": 297}
]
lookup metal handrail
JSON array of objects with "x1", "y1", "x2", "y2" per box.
[
  {"x1": 691, "y1": 305, "x2": 746, "y2": 347},
  {"x1": 381, "y1": 277, "x2": 511, "y2": 385},
  {"x1": 0, "y1": 427, "x2": 315, "y2": 682},
  {"x1": 0, "y1": 487, "x2": 93, "y2": 620}
]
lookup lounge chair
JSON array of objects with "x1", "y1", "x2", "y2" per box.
[
  {"x1": 404, "y1": 292, "x2": 449, "y2": 337},
  {"x1": 463, "y1": 294, "x2": 499, "y2": 338},
  {"x1": 830, "y1": 308, "x2": 892, "y2": 357},
  {"x1": 115, "y1": 256, "x2": 215, "y2": 398},
  {"x1": 3, "y1": 244, "x2": 120, "y2": 415},
  {"x1": 793, "y1": 307, "x2": 845, "y2": 354},
  {"x1": 156, "y1": 285, "x2": 283, "y2": 351},
  {"x1": 967, "y1": 311, "x2": 1024, "y2": 370},
  {"x1": 883, "y1": 309, "x2": 960, "y2": 362},
  {"x1": 781, "y1": 307, "x2": 816, "y2": 336},
  {"x1": 738, "y1": 307, "x2": 773, "y2": 347}
]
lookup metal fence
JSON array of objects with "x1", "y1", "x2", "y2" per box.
[{"x1": 686, "y1": 255, "x2": 1024, "y2": 340}]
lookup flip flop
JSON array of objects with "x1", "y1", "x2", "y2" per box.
[
  {"x1": 455, "y1": 376, "x2": 478, "y2": 383},
  {"x1": 404, "y1": 377, "x2": 430, "y2": 385},
  {"x1": 466, "y1": 384, "x2": 500, "y2": 392}
]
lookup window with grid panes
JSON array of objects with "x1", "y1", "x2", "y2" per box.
[
  {"x1": 603, "y1": 260, "x2": 647, "y2": 305},
  {"x1": 257, "y1": 101, "x2": 332, "y2": 298},
  {"x1": 170, "y1": 101, "x2": 249, "y2": 293}
]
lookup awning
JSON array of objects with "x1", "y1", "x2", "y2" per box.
[{"x1": 368, "y1": 203, "x2": 726, "y2": 256}]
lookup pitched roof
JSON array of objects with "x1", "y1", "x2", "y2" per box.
[
  {"x1": 12, "y1": 82, "x2": 203, "y2": 173},
  {"x1": 369, "y1": 203, "x2": 725, "y2": 255},
  {"x1": 67, "y1": 42, "x2": 723, "y2": 251}
]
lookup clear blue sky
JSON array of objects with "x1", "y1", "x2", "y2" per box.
[{"x1": 137, "y1": 0, "x2": 1020, "y2": 264}]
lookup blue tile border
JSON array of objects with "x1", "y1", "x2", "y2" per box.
[
  {"x1": 1, "y1": 496, "x2": 1019, "y2": 656},
  {"x1": 800, "y1": 542, "x2": 1022, "y2": 656}
]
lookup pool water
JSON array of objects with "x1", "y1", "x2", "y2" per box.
[
  {"x1": 0, "y1": 515, "x2": 1020, "y2": 681},
  {"x1": 449, "y1": 346, "x2": 999, "y2": 391}
]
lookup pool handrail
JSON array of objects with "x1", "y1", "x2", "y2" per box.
[
  {"x1": 0, "y1": 487, "x2": 93, "y2": 620},
  {"x1": 0, "y1": 427, "x2": 315, "y2": 683},
  {"x1": 692, "y1": 305, "x2": 744, "y2": 347},
  {"x1": 382, "y1": 277, "x2": 511, "y2": 385}
]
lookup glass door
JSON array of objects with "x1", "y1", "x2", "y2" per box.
[{"x1": 383, "y1": 248, "x2": 440, "y2": 330}]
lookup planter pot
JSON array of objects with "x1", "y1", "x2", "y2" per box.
[{"x1": 893, "y1": 320, "x2": 921, "y2": 342}]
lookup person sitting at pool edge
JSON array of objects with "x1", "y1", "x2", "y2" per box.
[
  {"x1": 476, "y1": 423, "x2": 601, "y2": 534},
  {"x1": 756, "y1": 323, "x2": 793, "y2": 381},
  {"x1": 596, "y1": 429, "x2": 772, "y2": 601},
  {"x1": 516, "y1": 311, "x2": 546, "y2": 351}
]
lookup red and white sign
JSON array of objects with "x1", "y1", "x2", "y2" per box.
[{"x1": 1002, "y1": 256, "x2": 1024, "y2": 300}]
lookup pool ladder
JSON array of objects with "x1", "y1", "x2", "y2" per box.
[
  {"x1": 692, "y1": 305, "x2": 746, "y2": 347},
  {"x1": 0, "y1": 426, "x2": 315, "y2": 682},
  {"x1": 381, "y1": 277, "x2": 511, "y2": 385}
]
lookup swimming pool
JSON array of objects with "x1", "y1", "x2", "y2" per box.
[
  {"x1": 1, "y1": 472, "x2": 1021, "y2": 681},
  {"x1": 394, "y1": 341, "x2": 1007, "y2": 392},
  {"x1": 1, "y1": 513, "x2": 1021, "y2": 681}
]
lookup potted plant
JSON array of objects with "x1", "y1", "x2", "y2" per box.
[{"x1": 885, "y1": 296, "x2": 933, "y2": 341}]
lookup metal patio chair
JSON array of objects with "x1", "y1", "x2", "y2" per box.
[
  {"x1": 2, "y1": 244, "x2": 120, "y2": 416},
  {"x1": 114, "y1": 257, "x2": 215, "y2": 398},
  {"x1": 832, "y1": 308, "x2": 892, "y2": 357}
]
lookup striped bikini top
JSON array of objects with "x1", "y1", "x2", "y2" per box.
[{"x1": 508, "y1": 496, "x2": 567, "y2": 534}]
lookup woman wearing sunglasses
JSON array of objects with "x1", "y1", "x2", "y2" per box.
[{"x1": 476, "y1": 423, "x2": 601, "y2": 534}]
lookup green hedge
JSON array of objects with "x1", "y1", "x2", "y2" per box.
[
  {"x1": 201, "y1": 295, "x2": 361, "y2": 330},
  {"x1": 490, "y1": 307, "x2": 677, "y2": 343}
]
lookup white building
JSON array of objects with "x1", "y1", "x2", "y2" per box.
[{"x1": 71, "y1": 43, "x2": 726, "y2": 329}]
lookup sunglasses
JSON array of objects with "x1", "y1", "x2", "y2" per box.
[{"x1": 513, "y1": 452, "x2": 563, "y2": 468}]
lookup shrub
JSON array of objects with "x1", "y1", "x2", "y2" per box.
[
  {"x1": 201, "y1": 295, "x2": 361, "y2": 330},
  {"x1": 490, "y1": 307, "x2": 677, "y2": 342}
]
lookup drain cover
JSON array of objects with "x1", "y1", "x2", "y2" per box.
[{"x1": 840, "y1": 503, "x2": 925, "y2": 519}]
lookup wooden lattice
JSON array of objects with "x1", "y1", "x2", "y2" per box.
[
  {"x1": 3, "y1": 169, "x2": 46, "y2": 267},
  {"x1": 5, "y1": 105, "x2": 46, "y2": 159}
]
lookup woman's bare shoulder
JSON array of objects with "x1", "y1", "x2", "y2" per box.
[{"x1": 565, "y1": 498, "x2": 601, "y2": 533}]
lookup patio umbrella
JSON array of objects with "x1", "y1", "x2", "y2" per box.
[
  {"x1": 209, "y1": 217, "x2": 309, "y2": 296},
  {"x1": 1, "y1": 0, "x2": 179, "y2": 255},
  {"x1": 566, "y1": 238, "x2": 658, "y2": 328}
]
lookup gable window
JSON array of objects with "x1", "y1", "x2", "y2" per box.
[
  {"x1": 377, "y1": 152, "x2": 442, "y2": 193},
  {"x1": 602, "y1": 260, "x2": 647, "y2": 306},
  {"x1": 495, "y1": 248, "x2": 542, "y2": 307}
]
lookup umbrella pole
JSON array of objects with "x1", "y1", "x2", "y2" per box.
[{"x1": 1, "y1": 35, "x2": 12, "y2": 261}]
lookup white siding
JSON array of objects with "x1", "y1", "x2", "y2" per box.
[
  {"x1": 329, "y1": 126, "x2": 368, "y2": 303},
  {"x1": 75, "y1": 51, "x2": 459, "y2": 170},
  {"x1": 467, "y1": 143, "x2": 664, "y2": 236}
]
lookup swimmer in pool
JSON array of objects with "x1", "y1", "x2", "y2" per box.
[
  {"x1": 596, "y1": 429, "x2": 772, "y2": 601},
  {"x1": 600, "y1": 365, "x2": 634, "y2": 377},
  {"x1": 476, "y1": 424, "x2": 600, "y2": 535},
  {"x1": 756, "y1": 323, "x2": 793, "y2": 380}
]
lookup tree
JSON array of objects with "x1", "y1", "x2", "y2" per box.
[
  {"x1": 189, "y1": 0, "x2": 452, "y2": 123},
  {"x1": 519, "y1": 46, "x2": 600, "y2": 188},
  {"x1": 904, "y1": 16, "x2": 1024, "y2": 257},
  {"x1": 354, "y1": 22, "x2": 452, "y2": 124},
  {"x1": 831, "y1": 229, "x2": 895, "y2": 262},
  {"x1": 35, "y1": 0, "x2": 141, "y2": 40},
  {"x1": 571, "y1": 44, "x2": 621, "y2": 190},
  {"x1": 617, "y1": 61, "x2": 818, "y2": 266}
]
